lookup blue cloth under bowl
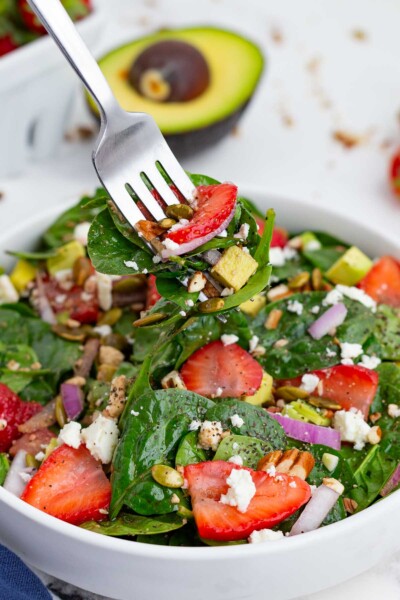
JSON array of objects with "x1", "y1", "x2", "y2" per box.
[{"x1": 0, "y1": 544, "x2": 51, "y2": 600}]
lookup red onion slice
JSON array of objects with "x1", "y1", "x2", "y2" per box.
[
  {"x1": 308, "y1": 302, "x2": 347, "y2": 340},
  {"x1": 61, "y1": 383, "x2": 84, "y2": 421},
  {"x1": 35, "y1": 274, "x2": 56, "y2": 325},
  {"x1": 381, "y1": 464, "x2": 400, "y2": 497},
  {"x1": 75, "y1": 338, "x2": 100, "y2": 378},
  {"x1": 290, "y1": 483, "x2": 340, "y2": 535},
  {"x1": 3, "y1": 450, "x2": 30, "y2": 497},
  {"x1": 268, "y1": 412, "x2": 341, "y2": 449}
]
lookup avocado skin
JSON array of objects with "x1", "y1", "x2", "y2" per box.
[{"x1": 164, "y1": 101, "x2": 249, "y2": 157}]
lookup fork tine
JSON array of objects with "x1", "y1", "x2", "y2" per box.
[
  {"x1": 145, "y1": 165, "x2": 180, "y2": 207},
  {"x1": 157, "y1": 146, "x2": 197, "y2": 200},
  {"x1": 100, "y1": 181, "x2": 146, "y2": 226},
  {"x1": 129, "y1": 175, "x2": 166, "y2": 222}
]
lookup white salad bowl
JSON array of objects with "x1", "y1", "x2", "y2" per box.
[{"x1": 0, "y1": 187, "x2": 399, "y2": 600}]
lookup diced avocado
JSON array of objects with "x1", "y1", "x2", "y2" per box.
[
  {"x1": 326, "y1": 246, "x2": 373, "y2": 286},
  {"x1": 211, "y1": 246, "x2": 258, "y2": 291},
  {"x1": 10, "y1": 259, "x2": 37, "y2": 292},
  {"x1": 89, "y1": 27, "x2": 264, "y2": 156},
  {"x1": 240, "y1": 293, "x2": 266, "y2": 317},
  {"x1": 300, "y1": 231, "x2": 320, "y2": 250},
  {"x1": 0, "y1": 453, "x2": 9, "y2": 486},
  {"x1": 282, "y1": 400, "x2": 330, "y2": 427},
  {"x1": 46, "y1": 241, "x2": 85, "y2": 276},
  {"x1": 243, "y1": 371, "x2": 273, "y2": 406}
]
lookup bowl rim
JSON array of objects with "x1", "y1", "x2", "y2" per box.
[{"x1": 1, "y1": 184, "x2": 399, "y2": 561}]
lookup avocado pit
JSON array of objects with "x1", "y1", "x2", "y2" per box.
[{"x1": 128, "y1": 39, "x2": 210, "y2": 103}]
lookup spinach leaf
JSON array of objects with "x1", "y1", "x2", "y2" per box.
[
  {"x1": 254, "y1": 208, "x2": 274, "y2": 264},
  {"x1": 7, "y1": 249, "x2": 57, "y2": 261},
  {"x1": 373, "y1": 305, "x2": 400, "y2": 360},
  {"x1": 175, "y1": 431, "x2": 208, "y2": 467},
  {"x1": 253, "y1": 292, "x2": 375, "y2": 379},
  {"x1": 43, "y1": 189, "x2": 108, "y2": 248},
  {"x1": 350, "y1": 445, "x2": 397, "y2": 512},
  {"x1": 80, "y1": 513, "x2": 184, "y2": 537},
  {"x1": 0, "y1": 454, "x2": 9, "y2": 486},
  {"x1": 155, "y1": 276, "x2": 199, "y2": 309},
  {"x1": 111, "y1": 389, "x2": 214, "y2": 518},
  {"x1": 302, "y1": 247, "x2": 344, "y2": 272},
  {"x1": 214, "y1": 435, "x2": 270, "y2": 469},
  {"x1": 0, "y1": 344, "x2": 42, "y2": 393},
  {"x1": 205, "y1": 399, "x2": 286, "y2": 449},
  {"x1": 19, "y1": 379, "x2": 54, "y2": 405},
  {"x1": 370, "y1": 363, "x2": 400, "y2": 460}
]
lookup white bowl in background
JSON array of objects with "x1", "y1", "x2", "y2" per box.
[
  {"x1": 0, "y1": 188, "x2": 399, "y2": 600},
  {"x1": 0, "y1": 2, "x2": 104, "y2": 178}
]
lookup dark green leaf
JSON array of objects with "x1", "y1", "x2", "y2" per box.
[
  {"x1": 350, "y1": 445, "x2": 397, "y2": 512},
  {"x1": 80, "y1": 513, "x2": 184, "y2": 537},
  {"x1": 302, "y1": 247, "x2": 345, "y2": 272},
  {"x1": 175, "y1": 431, "x2": 208, "y2": 467},
  {"x1": 7, "y1": 249, "x2": 57, "y2": 261},
  {"x1": 0, "y1": 453, "x2": 9, "y2": 486},
  {"x1": 373, "y1": 305, "x2": 400, "y2": 360},
  {"x1": 214, "y1": 435, "x2": 270, "y2": 469}
]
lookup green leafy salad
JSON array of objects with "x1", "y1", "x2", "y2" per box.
[{"x1": 1, "y1": 172, "x2": 400, "y2": 546}]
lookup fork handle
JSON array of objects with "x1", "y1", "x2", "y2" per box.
[{"x1": 28, "y1": 0, "x2": 120, "y2": 121}]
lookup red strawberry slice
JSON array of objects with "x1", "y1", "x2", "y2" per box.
[
  {"x1": 42, "y1": 277, "x2": 99, "y2": 324},
  {"x1": 146, "y1": 274, "x2": 161, "y2": 309},
  {"x1": 9, "y1": 428, "x2": 56, "y2": 457},
  {"x1": 180, "y1": 340, "x2": 263, "y2": 398},
  {"x1": 358, "y1": 256, "x2": 400, "y2": 307},
  {"x1": 162, "y1": 183, "x2": 237, "y2": 257},
  {"x1": 21, "y1": 444, "x2": 111, "y2": 525},
  {"x1": 0, "y1": 34, "x2": 18, "y2": 56},
  {"x1": 256, "y1": 217, "x2": 288, "y2": 248},
  {"x1": 279, "y1": 364, "x2": 379, "y2": 419},
  {"x1": 0, "y1": 384, "x2": 42, "y2": 453},
  {"x1": 185, "y1": 461, "x2": 310, "y2": 541}
]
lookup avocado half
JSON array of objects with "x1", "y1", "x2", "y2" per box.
[{"x1": 88, "y1": 27, "x2": 265, "y2": 157}]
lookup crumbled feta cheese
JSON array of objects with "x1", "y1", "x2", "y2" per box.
[
  {"x1": 300, "y1": 373, "x2": 320, "y2": 394},
  {"x1": 81, "y1": 414, "x2": 119, "y2": 464},
  {"x1": 185, "y1": 299, "x2": 194, "y2": 307},
  {"x1": 189, "y1": 419, "x2": 202, "y2": 431},
  {"x1": 221, "y1": 287, "x2": 234, "y2": 297},
  {"x1": 220, "y1": 468, "x2": 256, "y2": 513},
  {"x1": 333, "y1": 409, "x2": 371, "y2": 450},
  {"x1": 232, "y1": 442, "x2": 239, "y2": 450},
  {"x1": 179, "y1": 310, "x2": 187, "y2": 317},
  {"x1": 322, "y1": 453, "x2": 339, "y2": 472},
  {"x1": 73, "y1": 221, "x2": 91, "y2": 246},
  {"x1": 249, "y1": 335, "x2": 259, "y2": 353},
  {"x1": 35, "y1": 451, "x2": 45, "y2": 462},
  {"x1": 142, "y1": 268, "x2": 148, "y2": 274},
  {"x1": 215, "y1": 387, "x2": 223, "y2": 397},
  {"x1": 130, "y1": 410, "x2": 139, "y2": 417},
  {"x1": 234, "y1": 223, "x2": 250, "y2": 240},
  {"x1": 221, "y1": 334, "x2": 239, "y2": 346},
  {"x1": 230, "y1": 414, "x2": 244, "y2": 428},
  {"x1": 287, "y1": 300, "x2": 303, "y2": 316},
  {"x1": 55, "y1": 294, "x2": 67, "y2": 305},
  {"x1": 304, "y1": 239, "x2": 321, "y2": 251},
  {"x1": 0, "y1": 275, "x2": 18, "y2": 304},
  {"x1": 388, "y1": 404, "x2": 400, "y2": 418},
  {"x1": 323, "y1": 285, "x2": 376, "y2": 311},
  {"x1": 58, "y1": 421, "x2": 82, "y2": 449},
  {"x1": 81, "y1": 291, "x2": 93, "y2": 302},
  {"x1": 248, "y1": 529, "x2": 284, "y2": 543},
  {"x1": 19, "y1": 471, "x2": 32, "y2": 483},
  {"x1": 124, "y1": 260, "x2": 138, "y2": 270},
  {"x1": 228, "y1": 455, "x2": 244, "y2": 466},
  {"x1": 266, "y1": 465, "x2": 276, "y2": 477},
  {"x1": 360, "y1": 355, "x2": 381, "y2": 370},
  {"x1": 0, "y1": 418, "x2": 7, "y2": 431},
  {"x1": 93, "y1": 324, "x2": 112, "y2": 337},
  {"x1": 96, "y1": 272, "x2": 113, "y2": 311},
  {"x1": 340, "y1": 342, "x2": 363, "y2": 361},
  {"x1": 341, "y1": 358, "x2": 354, "y2": 366},
  {"x1": 198, "y1": 421, "x2": 223, "y2": 451},
  {"x1": 218, "y1": 229, "x2": 228, "y2": 238},
  {"x1": 162, "y1": 238, "x2": 180, "y2": 252},
  {"x1": 326, "y1": 348, "x2": 336, "y2": 357},
  {"x1": 169, "y1": 219, "x2": 190, "y2": 233},
  {"x1": 311, "y1": 305, "x2": 320, "y2": 315},
  {"x1": 198, "y1": 291, "x2": 208, "y2": 302},
  {"x1": 152, "y1": 255, "x2": 162, "y2": 264},
  {"x1": 269, "y1": 246, "x2": 298, "y2": 267},
  {"x1": 323, "y1": 289, "x2": 343, "y2": 306},
  {"x1": 289, "y1": 481, "x2": 297, "y2": 488}
]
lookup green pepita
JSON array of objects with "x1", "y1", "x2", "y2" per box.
[
  {"x1": 113, "y1": 275, "x2": 146, "y2": 293},
  {"x1": 311, "y1": 268, "x2": 323, "y2": 291},
  {"x1": 55, "y1": 395, "x2": 67, "y2": 428},
  {"x1": 198, "y1": 298, "x2": 225, "y2": 313},
  {"x1": 288, "y1": 271, "x2": 310, "y2": 290},
  {"x1": 308, "y1": 396, "x2": 342, "y2": 410},
  {"x1": 151, "y1": 464, "x2": 184, "y2": 488},
  {"x1": 97, "y1": 307, "x2": 122, "y2": 327},
  {"x1": 133, "y1": 312, "x2": 168, "y2": 327},
  {"x1": 165, "y1": 203, "x2": 194, "y2": 221},
  {"x1": 275, "y1": 386, "x2": 309, "y2": 401},
  {"x1": 158, "y1": 218, "x2": 177, "y2": 230}
]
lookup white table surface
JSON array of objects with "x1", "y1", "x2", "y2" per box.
[{"x1": 1, "y1": 0, "x2": 400, "y2": 598}]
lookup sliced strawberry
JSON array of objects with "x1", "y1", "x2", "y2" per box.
[
  {"x1": 358, "y1": 256, "x2": 400, "y2": 307},
  {"x1": 279, "y1": 364, "x2": 379, "y2": 419},
  {"x1": 389, "y1": 149, "x2": 400, "y2": 198},
  {"x1": 9, "y1": 428, "x2": 56, "y2": 457},
  {"x1": 21, "y1": 444, "x2": 111, "y2": 525},
  {"x1": 0, "y1": 33, "x2": 18, "y2": 56},
  {"x1": 180, "y1": 340, "x2": 263, "y2": 398},
  {"x1": 185, "y1": 461, "x2": 310, "y2": 541},
  {"x1": 42, "y1": 277, "x2": 99, "y2": 324},
  {"x1": 163, "y1": 183, "x2": 237, "y2": 257},
  {"x1": 0, "y1": 384, "x2": 42, "y2": 453},
  {"x1": 146, "y1": 274, "x2": 161, "y2": 309},
  {"x1": 256, "y1": 217, "x2": 288, "y2": 248}
]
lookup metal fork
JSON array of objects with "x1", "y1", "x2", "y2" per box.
[{"x1": 28, "y1": 0, "x2": 196, "y2": 230}]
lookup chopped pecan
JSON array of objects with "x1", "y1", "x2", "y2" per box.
[{"x1": 258, "y1": 448, "x2": 315, "y2": 480}]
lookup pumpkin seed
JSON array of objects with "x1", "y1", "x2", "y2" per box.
[
  {"x1": 26, "y1": 454, "x2": 39, "y2": 468},
  {"x1": 73, "y1": 256, "x2": 92, "y2": 286},
  {"x1": 198, "y1": 298, "x2": 225, "y2": 313},
  {"x1": 165, "y1": 203, "x2": 194, "y2": 220},
  {"x1": 133, "y1": 312, "x2": 168, "y2": 327},
  {"x1": 308, "y1": 396, "x2": 342, "y2": 410},
  {"x1": 158, "y1": 218, "x2": 177, "y2": 230},
  {"x1": 97, "y1": 364, "x2": 117, "y2": 382},
  {"x1": 275, "y1": 386, "x2": 309, "y2": 401},
  {"x1": 55, "y1": 395, "x2": 67, "y2": 428},
  {"x1": 52, "y1": 324, "x2": 87, "y2": 342},
  {"x1": 97, "y1": 307, "x2": 122, "y2": 327},
  {"x1": 177, "y1": 505, "x2": 194, "y2": 519},
  {"x1": 113, "y1": 275, "x2": 146, "y2": 293},
  {"x1": 288, "y1": 271, "x2": 310, "y2": 289},
  {"x1": 311, "y1": 268, "x2": 323, "y2": 290},
  {"x1": 151, "y1": 464, "x2": 184, "y2": 488}
]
